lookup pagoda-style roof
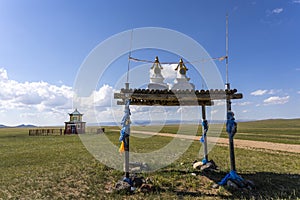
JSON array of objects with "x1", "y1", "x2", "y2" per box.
[{"x1": 69, "y1": 108, "x2": 83, "y2": 116}]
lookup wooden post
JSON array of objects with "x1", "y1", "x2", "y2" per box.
[
  {"x1": 229, "y1": 134, "x2": 236, "y2": 171},
  {"x1": 201, "y1": 105, "x2": 208, "y2": 163},
  {"x1": 121, "y1": 99, "x2": 131, "y2": 182},
  {"x1": 124, "y1": 135, "x2": 130, "y2": 179},
  {"x1": 226, "y1": 83, "x2": 236, "y2": 172}
]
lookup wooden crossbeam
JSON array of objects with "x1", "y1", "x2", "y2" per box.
[
  {"x1": 114, "y1": 88, "x2": 242, "y2": 106},
  {"x1": 116, "y1": 100, "x2": 213, "y2": 106}
]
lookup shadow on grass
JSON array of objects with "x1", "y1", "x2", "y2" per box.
[
  {"x1": 202, "y1": 170, "x2": 300, "y2": 199},
  {"x1": 158, "y1": 168, "x2": 300, "y2": 199},
  {"x1": 174, "y1": 191, "x2": 225, "y2": 199}
]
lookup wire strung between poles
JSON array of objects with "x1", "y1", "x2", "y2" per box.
[{"x1": 128, "y1": 56, "x2": 227, "y2": 65}]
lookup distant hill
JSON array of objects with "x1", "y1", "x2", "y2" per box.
[
  {"x1": 238, "y1": 118, "x2": 300, "y2": 128},
  {"x1": 86, "y1": 118, "x2": 300, "y2": 127},
  {"x1": 0, "y1": 124, "x2": 37, "y2": 128},
  {"x1": 15, "y1": 124, "x2": 37, "y2": 128},
  {"x1": 0, "y1": 124, "x2": 8, "y2": 128}
]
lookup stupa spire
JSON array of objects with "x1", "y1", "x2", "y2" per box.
[
  {"x1": 171, "y1": 58, "x2": 194, "y2": 90},
  {"x1": 147, "y1": 56, "x2": 168, "y2": 90}
]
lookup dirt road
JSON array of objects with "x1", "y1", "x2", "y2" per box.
[{"x1": 127, "y1": 130, "x2": 300, "y2": 153}]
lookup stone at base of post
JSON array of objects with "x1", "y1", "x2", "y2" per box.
[
  {"x1": 193, "y1": 159, "x2": 218, "y2": 171},
  {"x1": 217, "y1": 111, "x2": 254, "y2": 189},
  {"x1": 123, "y1": 176, "x2": 132, "y2": 186},
  {"x1": 217, "y1": 170, "x2": 254, "y2": 190},
  {"x1": 201, "y1": 160, "x2": 218, "y2": 171},
  {"x1": 114, "y1": 175, "x2": 155, "y2": 194}
]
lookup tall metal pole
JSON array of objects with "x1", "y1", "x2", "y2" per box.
[
  {"x1": 225, "y1": 14, "x2": 231, "y2": 111},
  {"x1": 126, "y1": 29, "x2": 134, "y2": 90},
  {"x1": 225, "y1": 14, "x2": 229, "y2": 88},
  {"x1": 123, "y1": 30, "x2": 133, "y2": 179}
]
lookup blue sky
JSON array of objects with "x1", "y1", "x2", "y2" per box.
[{"x1": 0, "y1": 0, "x2": 300, "y2": 126}]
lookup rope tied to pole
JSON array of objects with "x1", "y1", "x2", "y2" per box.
[
  {"x1": 226, "y1": 111, "x2": 237, "y2": 139},
  {"x1": 128, "y1": 55, "x2": 227, "y2": 65},
  {"x1": 200, "y1": 120, "x2": 209, "y2": 143},
  {"x1": 119, "y1": 99, "x2": 131, "y2": 153}
]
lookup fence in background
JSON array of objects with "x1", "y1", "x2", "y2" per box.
[
  {"x1": 29, "y1": 129, "x2": 63, "y2": 136},
  {"x1": 87, "y1": 128, "x2": 105, "y2": 134},
  {"x1": 29, "y1": 128, "x2": 105, "y2": 136}
]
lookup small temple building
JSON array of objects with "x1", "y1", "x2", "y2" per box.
[{"x1": 64, "y1": 108, "x2": 86, "y2": 134}]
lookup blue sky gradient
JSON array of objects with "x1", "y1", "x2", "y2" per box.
[{"x1": 0, "y1": 0, "x2": 299, "y2": 125}]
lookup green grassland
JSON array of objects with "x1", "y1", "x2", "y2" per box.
[
  {"x1": 1, "y1": 119, "x2": 300, "y2": 199},
  {"x1": 131, "y1": 118, "x2": 300, "y2": 145}
]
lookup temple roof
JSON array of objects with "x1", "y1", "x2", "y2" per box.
[{"x1": 69, "y1": 108, "x2": 83, "y2": 115}]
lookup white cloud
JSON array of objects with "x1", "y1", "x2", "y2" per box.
[
  {"x1": 214, "y1": 100, "x2": 226, "y2": 106},
  {"x1": 237, "y1": 101, "x2": 252, "y2": 106},
  {"x1": 251, "y1": 89, "x2": 268, "y2": 96},
  {"x1": 272, "y1": 8, "x2": 283, "y2": 14},
  {"x1": 250, "y1": 89, "x2": 282, "y2": 96},
  {"x1": 0, "y1": 68, "x2": 76, "y2": 125},
  {"x1": 292, "y1": 0, "x2": 300, "y2": 3},
  {"x1": 263, "y1": 8, "x2": 284, "y2": 25},
  {"x1": 0, "y1": 67, "x2": 228, "y2": 125},
  {"x1": 94, "y1": 84, "x2": 115, "y2": 106},
  {"x1": 161, "y1": 64, "x2": 177, "y2": 80},
  {"x1": 0, "y1": 76, "x2": 73, "y2": 111},
  {"x1": 263, "y1": 96, "x2": 289, "y2": 105},
  {"x1": 0, "y1": 68, "x2": 8, "y2": 80},
  {"x1": 73, "y1": 84, "x2": 115, "y2": 110},
  {"x1": 268, "y1": 89, "x2": 283, "y2": 95},
  {"x1": 268, "y1": 89, "x2": 276, "y2": 95},
  {"x1": 297, "y1": 91, "x2": 300, "y2": 94}
]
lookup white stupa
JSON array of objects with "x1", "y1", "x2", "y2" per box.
[
  {"x1": 148, "y1": 56, "x2": 169, "y2": 90},
  {"x1": 171, "y1": 58, "x2": 195, "y2": 90}
]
